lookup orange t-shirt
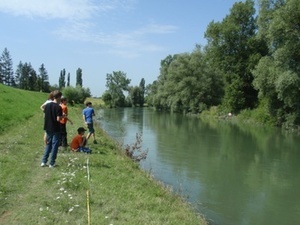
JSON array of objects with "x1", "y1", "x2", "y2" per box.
[
  {"x1": 70, "y1": 134, "x2": 83, "y2": 151},
  {"x1": 60, "y1": 104, "x2": 68, "y2": 124}
]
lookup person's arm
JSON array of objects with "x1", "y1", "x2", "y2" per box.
[
  {"x1": 67, "y1": 118, "x2": 73, "y2": 125},
  {"x1": 80, "y1": 136, "x2": 87, "y2": 147},
  {"x1": 40, "y1": 103, "x2": 46, "y2": 111}
]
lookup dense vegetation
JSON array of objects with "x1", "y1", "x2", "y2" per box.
[{"x1": 146, "y1": 0, "x2": 300, "y2": 130}]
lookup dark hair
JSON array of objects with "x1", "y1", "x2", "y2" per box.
[{"x1": 86, "y1": 102, "x2": 92, "y2": 106}]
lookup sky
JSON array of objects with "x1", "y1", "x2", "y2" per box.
[{"x1": 0, "y1": 0, "x2": 248, "y2": 97}]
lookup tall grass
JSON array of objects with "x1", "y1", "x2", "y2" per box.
[{"x1": 0, "y1": 85, "x2": 207, "y2": 225}]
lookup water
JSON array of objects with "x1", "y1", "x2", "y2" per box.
[{"x1": 96, "y1": 107, "x2": 300, "y2": 225}]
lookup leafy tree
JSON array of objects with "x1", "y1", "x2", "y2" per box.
[
  {"x1": 129, "y1": 86, "x2": 141, "y2": 107},
  {"x1": 59, "y1": 69, "x2": 66, "y2": 89},
  {"x1": 76, "y1": 68, "x2": 83, "y2": 87},
  {"x1": 149, "y1": 47, "x2": 223, "y2": 113},
  {"x1": 102, "y1": 91, "x2": 113, "y2": 107},
  {"x1": 105, "y1": 71, "x2": 131, "y2": 107},
  {"x1": 0, "y1": 48, "x2": 15, "y2": 86},
  {"x1": 205, "y1": 0, "x2": 267, "y2": 113},
  {"x1": 253, "y1": 0, "x2": 300, "y2": 125}
]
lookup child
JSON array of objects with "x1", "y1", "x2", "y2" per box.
[
  {"x1": 59, "y1": 96, "x2": 73, "y2": 147},
  {"x1": 70, "y1": 127, "x2": 92, "y2": 154},
  {"x1": 82, "y1": 101, "x2": 97, "y2": 144}
]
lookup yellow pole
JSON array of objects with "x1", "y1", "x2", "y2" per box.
[{"x1": 87, "y1": 190, "x2": 91, "y2": 225}]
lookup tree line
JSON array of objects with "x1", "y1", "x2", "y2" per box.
[
  {"x1": 0, "y1": 47, "x2": 90, "y2": 103},
  {"x1": 142, "y1": 0, "x2": 300, "y2": 128}
]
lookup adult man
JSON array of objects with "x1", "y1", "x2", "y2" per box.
[
  {"x1": 82, "y1": 101, "x2": 97, "y2": 144},
  {"x1": 59, "y1": 96, "x2": 73, "y2": 147},
  {"x1": 41, "y1": 90, "x2": 63, "y2": 168}
]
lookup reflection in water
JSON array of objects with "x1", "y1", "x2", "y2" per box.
[{"x1": 98, "y1": 108, "x2": 300, "y2": 225}]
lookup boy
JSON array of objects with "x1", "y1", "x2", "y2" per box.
[
  {"x1": 59, "y1": 96, "x2": 73, "y2": 147},
  {"x1": 41, "y1": 90, "x2": 63, "y2": 168},
  {"x1": 70, "y1": 127, "x2": 92, "y2": 154},
  {"x1": 82, "y1": 101, "x2": 97, "y2": 144}
]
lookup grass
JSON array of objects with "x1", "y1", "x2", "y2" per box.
[{"x1": 0, "y1": 84, "x2": 207, "y2": 225}]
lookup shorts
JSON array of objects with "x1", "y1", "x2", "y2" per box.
[{"x1": 87, "y1": 123, "x2": 95, "y2": 134}]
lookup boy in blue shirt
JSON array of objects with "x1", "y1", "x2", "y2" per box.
[{"x1": 82, "y1": 101, "x2": 97, "y2": 144}]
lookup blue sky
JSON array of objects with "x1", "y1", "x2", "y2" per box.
[{"x1": 0, "y1": 0, "x2": 246, "y2": 97}]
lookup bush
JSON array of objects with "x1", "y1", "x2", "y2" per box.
[{"x1": 62, "y1": 86, "x2": 91, "y2": 104}]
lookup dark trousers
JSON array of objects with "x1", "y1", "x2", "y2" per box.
[{"x1": 60, "y1": 123, "x2": 68, "y2": 147}]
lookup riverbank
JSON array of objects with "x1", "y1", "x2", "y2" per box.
[{"x1": 0, "y1": 86, "x2": 207, "y2": 225}]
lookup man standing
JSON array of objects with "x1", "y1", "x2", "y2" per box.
[
  {"x1": 41, "y1": 90, "x2": 63, "y2": 168},
  {"x1": 82, "y1": 101, "x2": 97, "y2": 144},
  {"x1": 59, "y1": 96, "x2": 73, "y2": 147}
]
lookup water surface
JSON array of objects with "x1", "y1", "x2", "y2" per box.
[{"x1": 97, "y1": 108, "x2": 300, "y2": 225}]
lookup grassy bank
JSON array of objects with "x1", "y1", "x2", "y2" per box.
[{"x1": 0, "y1": 84, "x2": 207, "y2": 225}]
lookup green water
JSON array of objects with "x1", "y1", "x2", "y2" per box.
[{"x1": 98, "y1": 108, "x2": 300, "y2": 225}]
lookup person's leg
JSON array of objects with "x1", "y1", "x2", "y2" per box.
[
  {"x1": 90, "y1": 123, "x2": 97, "y2": 144},
  {"x1": 61, "y1": 124, "x2": 67, "y2": 147},
  {"x1": 86, "y1": 123, "x2": 93, "y2": 140},
  {"x1": 42, "y1": 133, "x2": 52, "y2": 165},
  {"x1": 43, "y1": 132, "x2": 47, "y2": 145},
  {"x1": 49, "y1": 132, "x2": 60, "y2": 166}
]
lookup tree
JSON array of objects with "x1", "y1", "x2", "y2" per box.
[
  {"x1": 205, "y1": 0, "x2": 267, "y2": 113},
  {"x1": 62, "y1": 85, "x2": 91, "y2": 104},
  {"x1": 38, "y1": 64, "x2": 50, "y2": 92},
  {"x1": 76, "y1": 68, "x2": 82, "y2": 87},
  {"x1": 59, "y1": 69, "x2": 66, "y2": 89},
  {"x1": 105, "y1": 71, "x2": 131, "y2": 107},
  {"x1": 0, "y1": 48, "x2": 15, "y2": 86},
  {"x1": 139, "y1": 78, "x2": 145, "y2": 106},
  {"x1": 253, "y1": 0, "x2": 300, "y2": 125},
  {"x1": 129, "y1": 86, "x2": 141, "y2": 107},
  {"x1": 15, "y1": 62, "x2": 37, "y2": 90},
  {"x1": 67, "y1": 72, "x2": 70, "y2": 87}
]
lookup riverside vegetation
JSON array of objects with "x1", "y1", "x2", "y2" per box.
[{"x1": 0, "y1": 85, "x2": 207, "y2": 225}]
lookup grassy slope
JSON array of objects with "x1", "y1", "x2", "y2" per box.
[{"x1": 0, "y1": 84, "x2": 207, "y2": 225}]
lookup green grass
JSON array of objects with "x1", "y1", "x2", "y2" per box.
[{"x1": 0, "y1": 84, "x2": 207, "y2": 225}]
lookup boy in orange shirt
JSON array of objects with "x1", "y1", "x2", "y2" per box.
[
  {"x1": 70, "y1": 127, "x2": 92, "y2": 154},
  {"x1": 59, "y1": 96, "x2": 73, "y2": 147}
]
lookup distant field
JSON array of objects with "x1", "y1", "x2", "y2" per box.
[{"x1": 84, "y1": 97, "x2": 105, "y2": 107}]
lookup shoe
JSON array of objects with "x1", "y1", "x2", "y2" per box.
[
  {"x1": 49, "y1": 164, "x2": 56, "y2": 168},
  {"x1": 93, "y1": 140, "x2": 97, "y2": 144},
  {"x1": 41, "y1": 163, "x2": 46, "y2": 167}
]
